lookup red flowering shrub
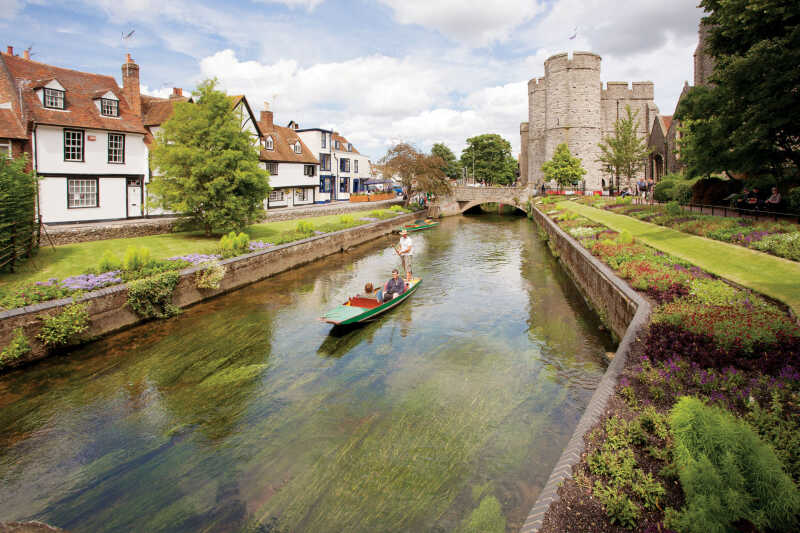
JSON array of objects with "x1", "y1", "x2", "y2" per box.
[{"x1": 653, "y1": 300, "x2": 800, "y2": 355}]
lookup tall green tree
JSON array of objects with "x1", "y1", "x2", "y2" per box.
[
  {"x1": 378, "y1": 143, "x2": 452, "y2": 205},
  {"x1": 150, "y1": 79, "x2": 271, "y2": 235},
  {"x1": 596, "y1": 105, "x2": 650, "y2": 192},
  {"x1": 460, "y1": 134, "x2": 517, "y2": 185},
  {"x1": 431, "y1": 142, "x2": 462, "y2": 180},
  {"x1": 542, "y1": 143, "x2": 586, "y2": 189},
  {"x1": 0, "y1": 154, "x2": 38, "y2": 272},
  {"x1": 676, "y1": 0, "x2": 800, "y2": 180}
]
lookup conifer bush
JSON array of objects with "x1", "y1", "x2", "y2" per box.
[{"x1": 667, "y1": 396, "x2": 800, "y2": 533}]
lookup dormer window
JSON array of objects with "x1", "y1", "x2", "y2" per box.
[
  {"x1": 293, "y1": 142, "x2": 302, "y2": 154},
  {"x1": 100, "y1": 98, "x2": 119, "y2": 117},
  {"x1": 335, "y1": 140, "x2": 341, "y2": 150},
  {"x1": 347, "y1": 143, "x2": 352, "y2": 152},
  {"x1": 44, "y1": 88, "x2": 65, "y2": 109},
  {"x1": 265, "y1": 136, "x2": 273, "y2": 150}
]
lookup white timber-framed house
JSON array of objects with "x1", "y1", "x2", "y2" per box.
[
  {"x1": 0, "y1": 48, "x2": 149, "y2": 224},
  {"x1": 296, "y1": 127, "x2": 371, "y2": 202},
  {"x1": 257, "y1": 104, "x2": 319, "y2": 208}
]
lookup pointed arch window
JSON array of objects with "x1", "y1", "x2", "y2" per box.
[
  {"x1": 265, "y1": 136, "x2": 274, "y2": 150},
  {"x1": 293, "y1": 142, "x2": 302, "y2": 154}
]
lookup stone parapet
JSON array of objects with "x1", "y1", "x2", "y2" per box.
[{"x1": 0, "y1": 211, "x2": 417, "y2": 369}]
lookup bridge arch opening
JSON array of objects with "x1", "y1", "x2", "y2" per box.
[{"x1": 461, "y1": 202, "x2": 527, "y2": 216}]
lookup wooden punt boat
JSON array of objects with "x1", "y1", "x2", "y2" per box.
[
  {"x1": 320, "y1": 278, "x2": 421, "y2": 325},
  {"x1": 392, "y1": 220, "x2": 439, "y2": 233}
]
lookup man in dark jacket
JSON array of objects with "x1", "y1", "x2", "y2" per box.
[{"x1": 383, "y1": 269, "x2": 406, "y2": 302}]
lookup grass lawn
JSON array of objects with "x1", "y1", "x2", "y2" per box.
[
  {"x1": 559, "y1": 201, "x2": 800, "y2": 316},
  {"x1": 1, "y1": 209, "x2": 408, "y2": 289}
]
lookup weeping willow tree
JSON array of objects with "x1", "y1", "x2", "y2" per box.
[{"x1": 0, "y1": 154, "x2": 38, "y2": 272}]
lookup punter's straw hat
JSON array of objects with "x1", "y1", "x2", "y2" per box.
[{"x1": 400, "y1": 229, "x2": 408, "y2": 235}]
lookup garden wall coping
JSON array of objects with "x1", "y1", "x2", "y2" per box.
[
  {"x1": 0, "y1": 212, "x2": 418, "y2": 368},
  {"x1": 520, "y1": 206, "x2": 652, "y2": 533}
]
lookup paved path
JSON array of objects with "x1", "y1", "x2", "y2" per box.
[{"x1": 561, "y1": 201, "x2": 800, "y2": 316}]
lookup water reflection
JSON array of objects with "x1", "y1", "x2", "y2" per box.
[{"x1": 0, "y1": 214, "x2": 613, "y2": 533}]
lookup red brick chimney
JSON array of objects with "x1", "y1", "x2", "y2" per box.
[
  {"x1": 23, "y1": 49, "x2": 29, "y2": 60},
  {"x1": 121, "y1": 53, "x2": 141, "y2": 117},
  {"x1": 260, "y1": 101, "x2": 273, "y2": 130},
  {"x1": 170, "y1": 87, "x2": 183, "y2": 99},
  {"x1": 5, "y1": 46, "x2": 13, "y2": 55}
]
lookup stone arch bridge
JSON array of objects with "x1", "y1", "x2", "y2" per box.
[{"x1": 432, "y1": 185, "x2": 532, "y2": 217}]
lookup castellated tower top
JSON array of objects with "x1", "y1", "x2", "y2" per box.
[{"x1": 544, "y1": 51, "x2": 602, "y2": 75}]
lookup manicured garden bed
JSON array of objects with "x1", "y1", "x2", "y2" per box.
[
  {"x1": 577, "y1": 196, "x2": 800, "y2": 262},
  {"x1": 535, "y1": 201, "x2": 800, "y2": 533},
  {"x1": 0, "y1": 207, "x2": 411, "y2": 311}
]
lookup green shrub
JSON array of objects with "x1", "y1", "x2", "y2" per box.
[
  {"x1": 654, "y1": 180, "x2": 676, "y2": 202},
  {"x1": 123, "y1": 246, "x2": 153, "y2": 271},
  {"x1": 0, "y1": 281, "x2": 73, "y2": 311},
  {"x1": 339, "y1": 214, "x2": 355, "y2": 225},
  {"x1": 195, "y1": 260, "x2": 226, "y2": 290},
  {"x1": 787, "y1": 187, "x2": 800, "y2": 214},
  {"x1": 295, "y1": 220, "x2": 314, "y2": 236},
  {"x1": 746, "y1": 391, "x2": 800, "y2": 483},
  {"x1": 126, "y1": 271, "x2": 181, "y2": 319},
  {"x1": 37, "y1": 302, "x2": 90, "y2": 346},
  {"x1": 668, "y1": 396, "x2": 800, "y2": 533},
  {"x1": 665, "y1": 201, "x2": 683, "y2": 217},
  {"x1": 617, "y1": 230, "x2": 634, "y2": 245},
  {"x1": 0, "y1": 327, "x2": 30, "y2": 366},
  {"x1": 98, "y1": 250, "x2": 122, "y2": 272},
  {"x1": 671, "y1": 183, "x2": 692, "y2": 205},
  {"x1": 593, "y1": 481, "x2": 640, "y2": 529},
  {"x1": 389, "y1": 205, "x2": 404, "y2": 212},
  {"x1": 219, "y1": 231, "x2": 250, "y2": 258}
]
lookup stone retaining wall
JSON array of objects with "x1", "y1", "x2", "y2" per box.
[
  {"x1": 520, "y1": 206, "x2": 651, "y2": 533},
  {"x1": 0, "y1": 212, "x2": 417, "y2": 369},
  {"x1": 43, "y1": 199, "x2": 404, "y2": 246}
]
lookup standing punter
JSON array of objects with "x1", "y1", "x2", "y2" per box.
[{"x1": 396, "y1": 229, "x2": 413, "y2": 282}]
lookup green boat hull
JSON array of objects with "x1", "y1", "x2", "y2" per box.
[
  {"x1": 393, "y1": 221, "x2": 439, "y2": 233},
  {"x1": 321, "y1": 279, "x2": 421, "y2": 325}
]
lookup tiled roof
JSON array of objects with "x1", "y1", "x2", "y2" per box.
[
  {"x1": 258, "y1": 119, "x2": 319, "y2": 165},
  {"x1": 0, "y1": 109, "x2": 26, "y2": 139},
  {"x1": 141, "y1": 95, "x2": 190, "y2": 126},
  {"x1": 1, "y1": 52, "x2": 146, "y2": 134},
  {"x1": 0, "y1": 53, "x2": 26, "y2": 139},
  {"x1": 332, "y1": 132, "x2": 360, "y2": 154},
  {"x1": 661, "y1": 115, "x2": 673, "y2": 133}
]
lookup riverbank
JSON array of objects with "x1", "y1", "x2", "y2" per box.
[
  {"x1": 529, "y1": 201, "x2": 800, "y2": 533},
  {"x1": 0, "y1": 211, "x2": 417, "y2": 369},
  {"x1": 43, "y1": 198, "x2": 404, "y2": 246}
]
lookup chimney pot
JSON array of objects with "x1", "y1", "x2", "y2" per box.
[
  {"x1": 126, "y1": 53, "x2": 132, "y2": 63},
  {"x1": 23, "y1": 49, "x2": 29, "y2": 60},
  {"x1": 263, "y1": 101, "x2": 270, "y2": 111},
  {"x1": 6, "y1": 46, "x2": 12, "y2": 55},
  {"x1": 172, "y1": 87, "x2": 182, "y2": 97}
]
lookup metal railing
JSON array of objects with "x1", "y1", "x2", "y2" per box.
[{"x1": 630, "y1": 197, "x2": 800, "y2": 222}]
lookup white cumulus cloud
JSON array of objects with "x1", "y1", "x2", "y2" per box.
[{"x1": 379, "y1": 0, "x2": 544, "y2": 47}]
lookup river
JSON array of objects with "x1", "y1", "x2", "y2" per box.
[{"x1": 0, "y1": 214, "x2": 613, "y2": 532}]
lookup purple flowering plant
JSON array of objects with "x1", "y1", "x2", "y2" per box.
[
  {"x1": 168, "y1": 253, "x2": 221, "y2": 265},
  {"x1": 248, "y1": 240, "x2": 274, "y2": 251}
]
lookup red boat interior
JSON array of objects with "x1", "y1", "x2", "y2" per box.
[{"x1": 347, "y1": 296, "x2": 382, "y2": 309}]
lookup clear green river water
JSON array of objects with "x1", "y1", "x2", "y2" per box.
[{"x1": 0, "y1": 214, "x2": 613, "y2": 532}]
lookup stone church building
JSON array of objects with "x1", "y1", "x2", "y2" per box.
[{"x1": 520, "y1": 51, "x2": 658, "y2": 192}]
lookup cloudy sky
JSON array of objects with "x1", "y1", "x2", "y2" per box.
[{"x1": 1, "y1": 0, "x2": 704, "y2": 160}]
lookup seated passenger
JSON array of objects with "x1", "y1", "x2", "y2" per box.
[
  {"x1": 361, "y1": 282, "x2": 382, "y2": 302},
  {"x1": 383, "y1": 269, "x2": 406, "y2": 302}
]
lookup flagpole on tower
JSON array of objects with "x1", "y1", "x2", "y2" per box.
[{"x1": 568, "y1": 26, "x2": 578, "y2": 57}]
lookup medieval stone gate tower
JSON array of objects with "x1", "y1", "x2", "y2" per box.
[{"x1": 521, "y1": 52, "x2": 658, "y2": 191}]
